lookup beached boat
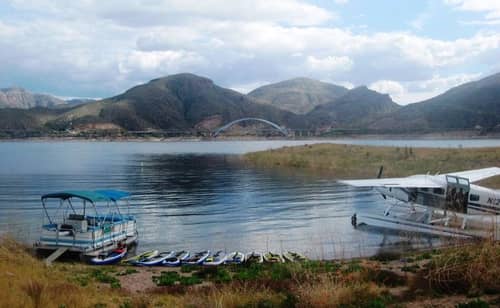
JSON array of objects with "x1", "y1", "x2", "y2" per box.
[
  {"x1": 225, "y1": 251, "x2": 245, "y2": 264},
  {"x1": 263, "y1": 252, "x2": 284, "y2": 263},
  {"x1": 90, "y1": 247, "x2": 127, "y2": 265},
  {"x1": 135, "y1": 251, "x2": 175, "y2": 266},
  {"x1": 122, "y1": 250, "x2": 159, "y2": 264},
  {"x1": 35, "y1": 190, "x2": 138, "y2": 261},
  {"x1": 183, "y1": 250, "x2": 210, "y2": 265},
  {"x1": 163, "y1": 250, "x2": 190, "y2": 267},
  {"x1": 282, "y1": 251, "x2": 307, "y2": 262},
  {"x1": 245, "y1": 252, "x2": 263, "y2": 264},
  {"x1": 203, "y1": 250, "x2": 227, "y2": 266}
]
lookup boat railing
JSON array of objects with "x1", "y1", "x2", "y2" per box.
[{"x1": 38, "y1": 190, "x2": 137, "y2": 252}]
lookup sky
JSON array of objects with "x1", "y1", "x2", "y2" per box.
[{"x1": 0, "y1": 0, "x2": 500, "y2": 105}]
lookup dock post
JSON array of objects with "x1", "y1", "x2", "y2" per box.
[{"x1": 44, "y1": 247, "x2": 68, "y2": 265}]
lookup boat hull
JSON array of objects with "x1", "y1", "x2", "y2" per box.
[
  {"x1": 37, "y1": 219, "x2": 137, "y2": 256},
  {"x1": 90, "y1": 249, "x2": 127, "y2": 265}
]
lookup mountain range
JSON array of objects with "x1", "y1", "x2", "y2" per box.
[{"x1": 1, "y1": 72, "x2": 499, "y2": 134}]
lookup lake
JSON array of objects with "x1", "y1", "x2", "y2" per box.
[{"x1": 1, "y1": 139, "x2": 498, "y2": 259}]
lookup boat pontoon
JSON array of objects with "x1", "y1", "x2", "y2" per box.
[{"x1": 34, "y1": 190, "x2": 138, "y2": 261}]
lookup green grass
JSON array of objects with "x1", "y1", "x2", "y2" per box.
[
  {"x1": 90, "y1": 269, "x2": 121, "y2": 289},
  {"x1": 153, "y1": 271, "x2": 180, "y2": 286},
  {"x1": 456, "y1": 298, "x2": 490, "y2": 308}
]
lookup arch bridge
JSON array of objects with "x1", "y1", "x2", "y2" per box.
[{"x1": 213, "y1": 117, "x2": 288, "y2": 137}]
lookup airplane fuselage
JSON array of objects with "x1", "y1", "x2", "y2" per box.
[{"x1": 376, "y1": 174, "x2": 500, "y2": 215}]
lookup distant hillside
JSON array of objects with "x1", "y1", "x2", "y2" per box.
[
  {"x1": 370, "y1": 73, "x2": 500, "y2": 132},
  {"x1": 0, "y1": 87, "x2": 65, "y2": 109},
  {"x1": 248, "y1": 77, "x2": 348, "y2": 114},
  {"x1": 0, "y1": 107, "x2": 66, "y2": 130},
  {"x1": 65, "y1": 98, "x2": 96, "y2": 107},
  {"x1": 307, "y1": 86, "x2": 400, "y2": 129},
  {"x1": 49, "y1": 73, "x2": 306, "y2": 131}
]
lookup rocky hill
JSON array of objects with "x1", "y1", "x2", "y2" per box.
[
  {"x1": 48, "y1": 74, "x2": 306, "y2": 131},
  {"x1": 0, "y1": 87, "x2": 65, "y2": 109},
  {"x1": 369, "y1": 73, "x2": 500, "y2": 132},
  {"x1": 306, "y1": 86, "x2": 400, "y2": 129},
  {"x1": 248, "y1": 77, "x2": 348, "y2": 114}
]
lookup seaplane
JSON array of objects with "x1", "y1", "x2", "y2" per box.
[{"x1": 339, "y1": 167, "x2": 500, "y2": 239}]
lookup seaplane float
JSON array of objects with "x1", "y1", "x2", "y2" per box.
[{"x1": 339, "y1": 167, "x2": 500, "y2": 239}]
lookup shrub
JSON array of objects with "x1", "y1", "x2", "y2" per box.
[
  {"x1": 153, "y1": 272, "x2": 180, "y2": 286},
  {"x1": 456, "y1": 298, "x2": 490, "y2": 308},
  {"x1": 417, "y1": 241, "x2": 500, "y2": 294},
  {"x1": 179, "y1": 276, "x2": 202, "y2": 286},
  {"x1": 91, "y1": 269, "x2": 121, "y2": 288}
]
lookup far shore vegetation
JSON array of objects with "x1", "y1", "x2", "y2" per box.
[{"x1": 244, "y1": 143, "x2": 500, "y2": 189}]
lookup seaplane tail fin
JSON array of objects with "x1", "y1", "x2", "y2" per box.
[
  {"x1": 339, "y1": 176, "x2": 443, "y2": 188},
  {"x1": 446, "y1": 167, "x2": 500, "y2": 183}
]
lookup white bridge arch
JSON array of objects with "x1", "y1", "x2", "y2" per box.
[{"x1": 213, "y1": 117, "x2": 288, "y2": 137}]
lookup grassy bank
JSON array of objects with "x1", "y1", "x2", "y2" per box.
[
  {"x1": 244, "y1": 144, "x2": 500, "y2": 188},
  {"x1": 2, "y1": 237, "x2": 500, "y2": 307}
]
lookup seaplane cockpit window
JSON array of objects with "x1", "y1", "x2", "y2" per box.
[
  {"x1": 433, "y1": 188, "x2": 445, "y2": 195},
  {"x1": 470, "y1": 194, "x2": 480, "y2": 202},
  {"x1": 458, "y1": 178, "x2": 469, "y2": 186}
]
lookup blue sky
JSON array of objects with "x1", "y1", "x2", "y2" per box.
[{"x1": 0, "y1": 0, "x2": 499, "y2": 104}]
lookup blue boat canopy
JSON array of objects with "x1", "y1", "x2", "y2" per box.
[
  {"x1": 41, "y1": 190, "x2": 130, "y2": 203},
  {"x1": 94, "y1": 190, "x2": 131, "y2": 201}
]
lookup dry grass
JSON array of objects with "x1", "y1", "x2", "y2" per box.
[
  {"x1": 244, "y1": 144, "x2": 500, "y2": 188},
  {"x1": 2, "y1": 236, "x2": 500, "y2": 307},
  {"x1": 0, "y1": 237, "x2": 125, "y2": 308},
  {"x1": 295, "y1": 275, "x2": 387, "y2": 307},
  {"x1": 417, "y1": 241, "x2": 500, "y2": 295}
]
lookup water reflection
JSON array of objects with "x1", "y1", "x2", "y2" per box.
[{"x1": 119, "y1": 154, "x2": 431, "y2": 259}]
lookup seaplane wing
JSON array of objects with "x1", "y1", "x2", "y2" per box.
[
  {"x1": 445, "y1": 167, "x2": 500, "y2": 183},
  {"x1": 339, "y1": 175, "x2": 443, "y2": 188}
]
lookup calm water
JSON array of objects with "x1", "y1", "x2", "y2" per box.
[{"x1": 0, "y1": 139, "x2": 498, "y2": 259}]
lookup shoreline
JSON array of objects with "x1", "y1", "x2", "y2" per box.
[
  {"x1": 2, "y1": 134, "x2": 500, "y2": 143},
  {"x1": 1, "y1": 129, "x2": 500, "y2": 142},
  {"x1": 2, "y1": 237, "x2": 499, "y2": 307}
]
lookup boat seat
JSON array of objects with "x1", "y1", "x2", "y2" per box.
[
  {"x1": 68, "y1": 214, "x2": 85, "y2": 220},
  {"x1": 43, "y1": 223, "x2": 57, "y2": 230},
  {"x1": 60, "y1": 224, "x2": 74, "y2": 231}
]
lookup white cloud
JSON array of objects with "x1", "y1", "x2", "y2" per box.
[
  {"x1": 230, "y1": 81, "x2": 271, "y2": 94},
  {"x1": 445, "y1": 0, "x2": 500, "y2": 23},
  {"x1": 410, "y1": 73, "x2": 481, "y2": 92},
  {"x1": 369, "y1": 80, "x2": 405, "y2": 95},
  {"x1": 306, "y1": 55, "x2": 353, "y2": 72},
  {"x1": 369, "y1": 80, "x2": 405, "y2": 102},
  {"x1": 369, "y1": 73, "x2": 482, "y2": 104},
  {"x1": 334, "y1": 81, "x2": 355, "y2": 89},
  {"x1": 410, "y1": 11, "x2": 431, "y2": 31},
  {"x1": 1, "y1": 0, "x2": 499, "y2": 101},
  {"x1": 118, "y1": 50, "x2": 205, "y2": 75},
  {"x1": 8, "y1": 0, "x2": 334, "y2": 26}
]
